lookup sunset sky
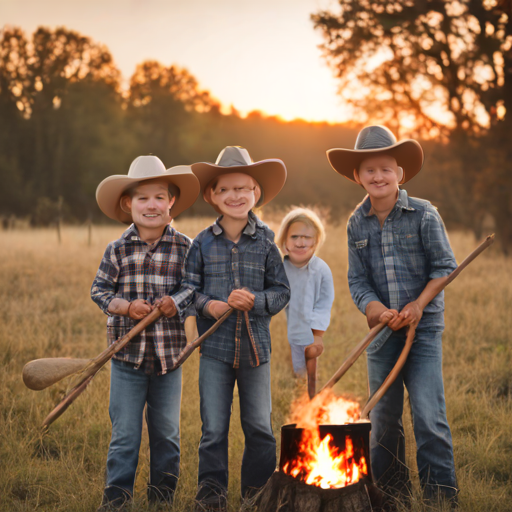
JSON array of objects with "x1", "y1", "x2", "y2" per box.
[{"x1": 1, "y1": 0, "x2": 353, "y2": 123}]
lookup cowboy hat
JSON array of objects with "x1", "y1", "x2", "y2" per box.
[
  {"x1": 326, "y1": 125, "x2": 424, "y2": 184},
  {"x1": 191, "y1": 146, "x2": 287, "y2": 207},
  {"x1": 96, "y1": 155, "x2": 200, "y2": 224}
]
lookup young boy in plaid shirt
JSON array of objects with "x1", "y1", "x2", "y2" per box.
[
  {"x1": 91, "y1": 155, "x2": 199, "y2": 510},
  {"x1": 327, "y1": 126, "x2": 459, "y2": 508},
  {"x1": 173, "y1": 146, "x2": 290, "y2": 511}
]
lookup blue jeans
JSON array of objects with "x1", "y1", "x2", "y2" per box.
[
  {"x1": 197, "y1": 356, "x2": 276, "y2": 497},
  {"x1": 367, "y1": 327, "x2": 458, "y2": 500},
  {"x1": 105, "y1": 359, "x2": 182, "y2": 496}
]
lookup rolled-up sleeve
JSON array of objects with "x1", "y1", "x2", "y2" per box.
[
  {"x1": 310, "y1": 264, "x2": 335, "y2": 331},
  {"x1": 421, "y1": 206, "x2": 457, "y2": 279},
  {"x1": 252, "y1": 244, "x2": 290, "y2": 316},
  {"x1": 91, "y1": 243, "x2": 119, "y2": 315},
  {"x1": 347, "y1": 225, "x2": 381, "y2": 315}
]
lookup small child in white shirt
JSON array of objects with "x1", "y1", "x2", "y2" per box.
[{"x1": 276, "y1": 208, "x2": 335, "y2": 376}]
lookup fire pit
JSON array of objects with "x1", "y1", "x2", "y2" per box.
[{"x1": 254, "y1": 392, "x2": 382, "y2": 512}]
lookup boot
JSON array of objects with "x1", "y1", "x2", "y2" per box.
[{"x1": 97, "y1": 486, "x2": 132, "y2": 511}]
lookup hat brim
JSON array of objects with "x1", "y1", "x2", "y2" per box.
[
  {"x1": 96, "y1": 166, "x2": 200, "y2": 224},
  {"x1": 327, "y1": 139, "x2": 424, "y2": 184},
  {"x1": 191, "y1": 159, "x2": 287, "y2": 207}
]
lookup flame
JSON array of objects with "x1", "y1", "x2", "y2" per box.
[
  {"x1": 288, "y1": 388, "x2": 361, "y2": 429},
  {"x1": 282, "y1": 390, "x2": 368, "y2": 489},
  {"x1": 282, "y1": 430, "x2": 368, "y2": 489}
]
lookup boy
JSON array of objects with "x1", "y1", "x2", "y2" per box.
[
  {"x1": 91, "y1": 155, "x2": 199, "y2": 510},
  {"x1": 327, "y1": 126, "x2": 459, "y2": 507},
  {"x1": 173, "y1": 146, "x2": 290, "y2": 511}
]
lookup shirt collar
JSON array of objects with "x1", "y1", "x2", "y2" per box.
[
  {"x1": 361, "y1": 188, "x2": 415, "y2": 217},
  {"x1": 123, "y1": 223, "x2": 174, "y2": 242},
  {"x1": 212, "y1": 210, "x2": 259, "y2": 239}
]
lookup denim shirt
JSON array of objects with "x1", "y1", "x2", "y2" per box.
[
  {"x1": 174, "y1": 211, "x2": 290, "y2": 367},
  {"x1": 347, "y1": 189, "x2": 457, "y2": 330}
]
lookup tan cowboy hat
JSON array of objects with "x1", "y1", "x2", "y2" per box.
[
  {"x1": 327, "y1": 125, "x2": 424, "y2": 184},
  {"x1": 96, "y1": 155, "x2": 200, "y2": 224},
  {"x1": 191, "y1": 146, "x2": 287, "y2": 207}
]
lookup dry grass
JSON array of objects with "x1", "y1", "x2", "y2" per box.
[{"x1": 0, "y1": 219, "x2": 510, "y2": 511}]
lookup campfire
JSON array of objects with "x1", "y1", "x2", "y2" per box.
[
  {"x1": 280, "y1": 391, "x2": 369, "y2": 490},
  {"x1": 254, "y1": 390, "x2": 379, "y2": 512}
]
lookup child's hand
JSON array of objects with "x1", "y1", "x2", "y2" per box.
[
  {"x1": 366, "y1": 301, "x2": 398, "y2": 329},
  {"x1": 388, "y1": 301, "x2": 423, "y2": 330},
  {"x1": 155, "y1": 296, "x2": 177, "y2": 318},
  {"x1": 207, "y1": 300, "x2": 231, "y2": 319},
  {"x1": 228, "y1": 289, "x2": 255, "y2": 312},
  {"x1": 128, "y1": 299, "x2": 153, "y2": 320}
]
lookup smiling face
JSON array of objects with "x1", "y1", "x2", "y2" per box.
[
  {"x1": 285, "y1": 221, "x2": 317, "y2": 268},
  {"x1": 121, "y1": 180, "x2": 175, "y2": 235},
  {"x1": 208, "y1": 173, "x2": 260, "y2": 220},
  {"x1": 355, "y1": 154, "x2": 403, "y2": 200}
]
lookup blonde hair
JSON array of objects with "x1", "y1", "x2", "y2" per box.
[{"x1": 276, "y1": 207, "x2": 326, "y2": 254}]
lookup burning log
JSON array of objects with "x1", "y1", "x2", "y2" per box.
[{"x1": 254, "y1": 473, "x2": 374, "y2": 512}]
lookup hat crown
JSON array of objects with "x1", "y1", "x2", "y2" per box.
[
  {"x1": 127, "y1": 155, "x2": 167, "y2": 178},
  {"x1": 355, "y1": 125, "x2": 397, "y2": 151},
  {"x1": 215, "y1": 146, "x2": 253, "y2": 167}
]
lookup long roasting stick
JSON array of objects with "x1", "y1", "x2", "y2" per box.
[
  {"x1": 320, "y1": 233, "x2": 495, "y2": 394},
  {"x1": 42, "y1": 307, "x2": 234, "y2": 428}
]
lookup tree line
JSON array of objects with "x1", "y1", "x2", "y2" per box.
[{"x1": 0, "y1": 14, "x2": 510, "y2": 252}]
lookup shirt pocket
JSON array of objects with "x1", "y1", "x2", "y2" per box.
[
  {"x1": 241, "y1": 248, "x2": 267, "y2": 291},
  {"x1": 353, "y1": 238, "x2": 371, "y2": 273},
  {"x1": 394, "y1": 232, "x2": 426, "y2": 276},
  {"x1": 203, "y1": 260, "x2": 231, "y2": 298}
]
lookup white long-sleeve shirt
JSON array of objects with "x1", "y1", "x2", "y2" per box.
[{"x1": 284, "y1": 255, "x2": 335, "y2": 346}]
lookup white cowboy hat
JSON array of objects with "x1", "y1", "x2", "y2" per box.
[
  {"x1": 327, "y1": 125, "x2": 424, "y2": 184},
  {"x1": 191, "y1": 146, "x2": 287, "y2": 207},
  {"x1": 96, "y1": 155, "x2": 200, "y2": 224}
]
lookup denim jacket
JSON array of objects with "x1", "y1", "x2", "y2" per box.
[
  {"x1": 174, "y1": 211, "x2": 290, "y2": 367},
  {"x1": 347, "y1": 189, "x2": 457, "y2": 330}
]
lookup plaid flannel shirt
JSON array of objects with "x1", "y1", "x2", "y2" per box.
[
  {"x1": 173, "y1": 211, "x2": 290, "y2": 367},
  {"x1": 91, "y1": 224, "x2": 191, "y2": 374},
  {"x1": 347, "y1": 189, "x2": 457, "y2": 330}
]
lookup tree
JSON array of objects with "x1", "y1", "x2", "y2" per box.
[
  {"x1": 312, "y1": 0, "x2": 512, "y2": 251},
  {"x1": 0, "y1": 26, "x2": 125, "y2": 221},
  {"x1": 127, "y1": 61, "x2": 219, "y2": 165}
]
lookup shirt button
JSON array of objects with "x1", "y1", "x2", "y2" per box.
[{"x1": 232, "y1": 247, "x2": 238, "y2": 254}]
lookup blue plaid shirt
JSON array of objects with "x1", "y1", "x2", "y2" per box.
[
  {"x1": 347, "y1": 189, "x2": 457, "y2": 329},
  {"x1": 174, "y1": 211, "x2": 290, "y2": 367}
]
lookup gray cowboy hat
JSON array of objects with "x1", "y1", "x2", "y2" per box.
[
  {"x1": 326, "y1": 125, "x2": 424, "y2": 184},
  {"x1": 96, "y1": 155, "x2": 200, "y2": 224},
  {"x1": 191, "y1": 146, "x2": 287, "y2": 207}
]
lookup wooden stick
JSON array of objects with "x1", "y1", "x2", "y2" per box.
[
  {"x1": 321, "y1": 233, "x2": 495, "y2": 393},
  {"x1": 359, "y1": 325, "x2": 416, "y2": 420},
  {"x1": 172, "y1": 308, "x2": 234, "y2": 368},
  {"x1": 41, "y1": 307, "x2": 234, "y2": 429},
  {"x1": 319, "y1": 322, "x2": 390, "y2": 393}
]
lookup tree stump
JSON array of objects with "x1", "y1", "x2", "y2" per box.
[{"x1": 254, "y1": 471, "x2": 374, "y2": 512}]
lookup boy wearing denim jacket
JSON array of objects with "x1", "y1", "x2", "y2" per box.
[
  {"x1": 327, "y1": 126, "x2": 459, "y2": 507},
  {"x1": 173, "y1": 146, "x2": 290, "y2": 511}
]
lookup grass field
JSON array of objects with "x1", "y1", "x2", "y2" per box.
[{"x1": 0, "y1": 218, "x2": 510, "y2": 511}]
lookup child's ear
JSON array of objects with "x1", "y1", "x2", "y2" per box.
[
  {"x1": 120, "y1": 195, "x2": 132, "y2": 214},
  {"x1": 397, "y1": 166, "x2": 404, "y2": 184},
  {"x1": 168, "y1": 196, "x2": 176, "y2": 215},
  {"x1": 254, "y1": 185, "x2": 261, "y2": 205},
  {"x1": 353, "y1": 168, "x2": 362, "y2": 185}
]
